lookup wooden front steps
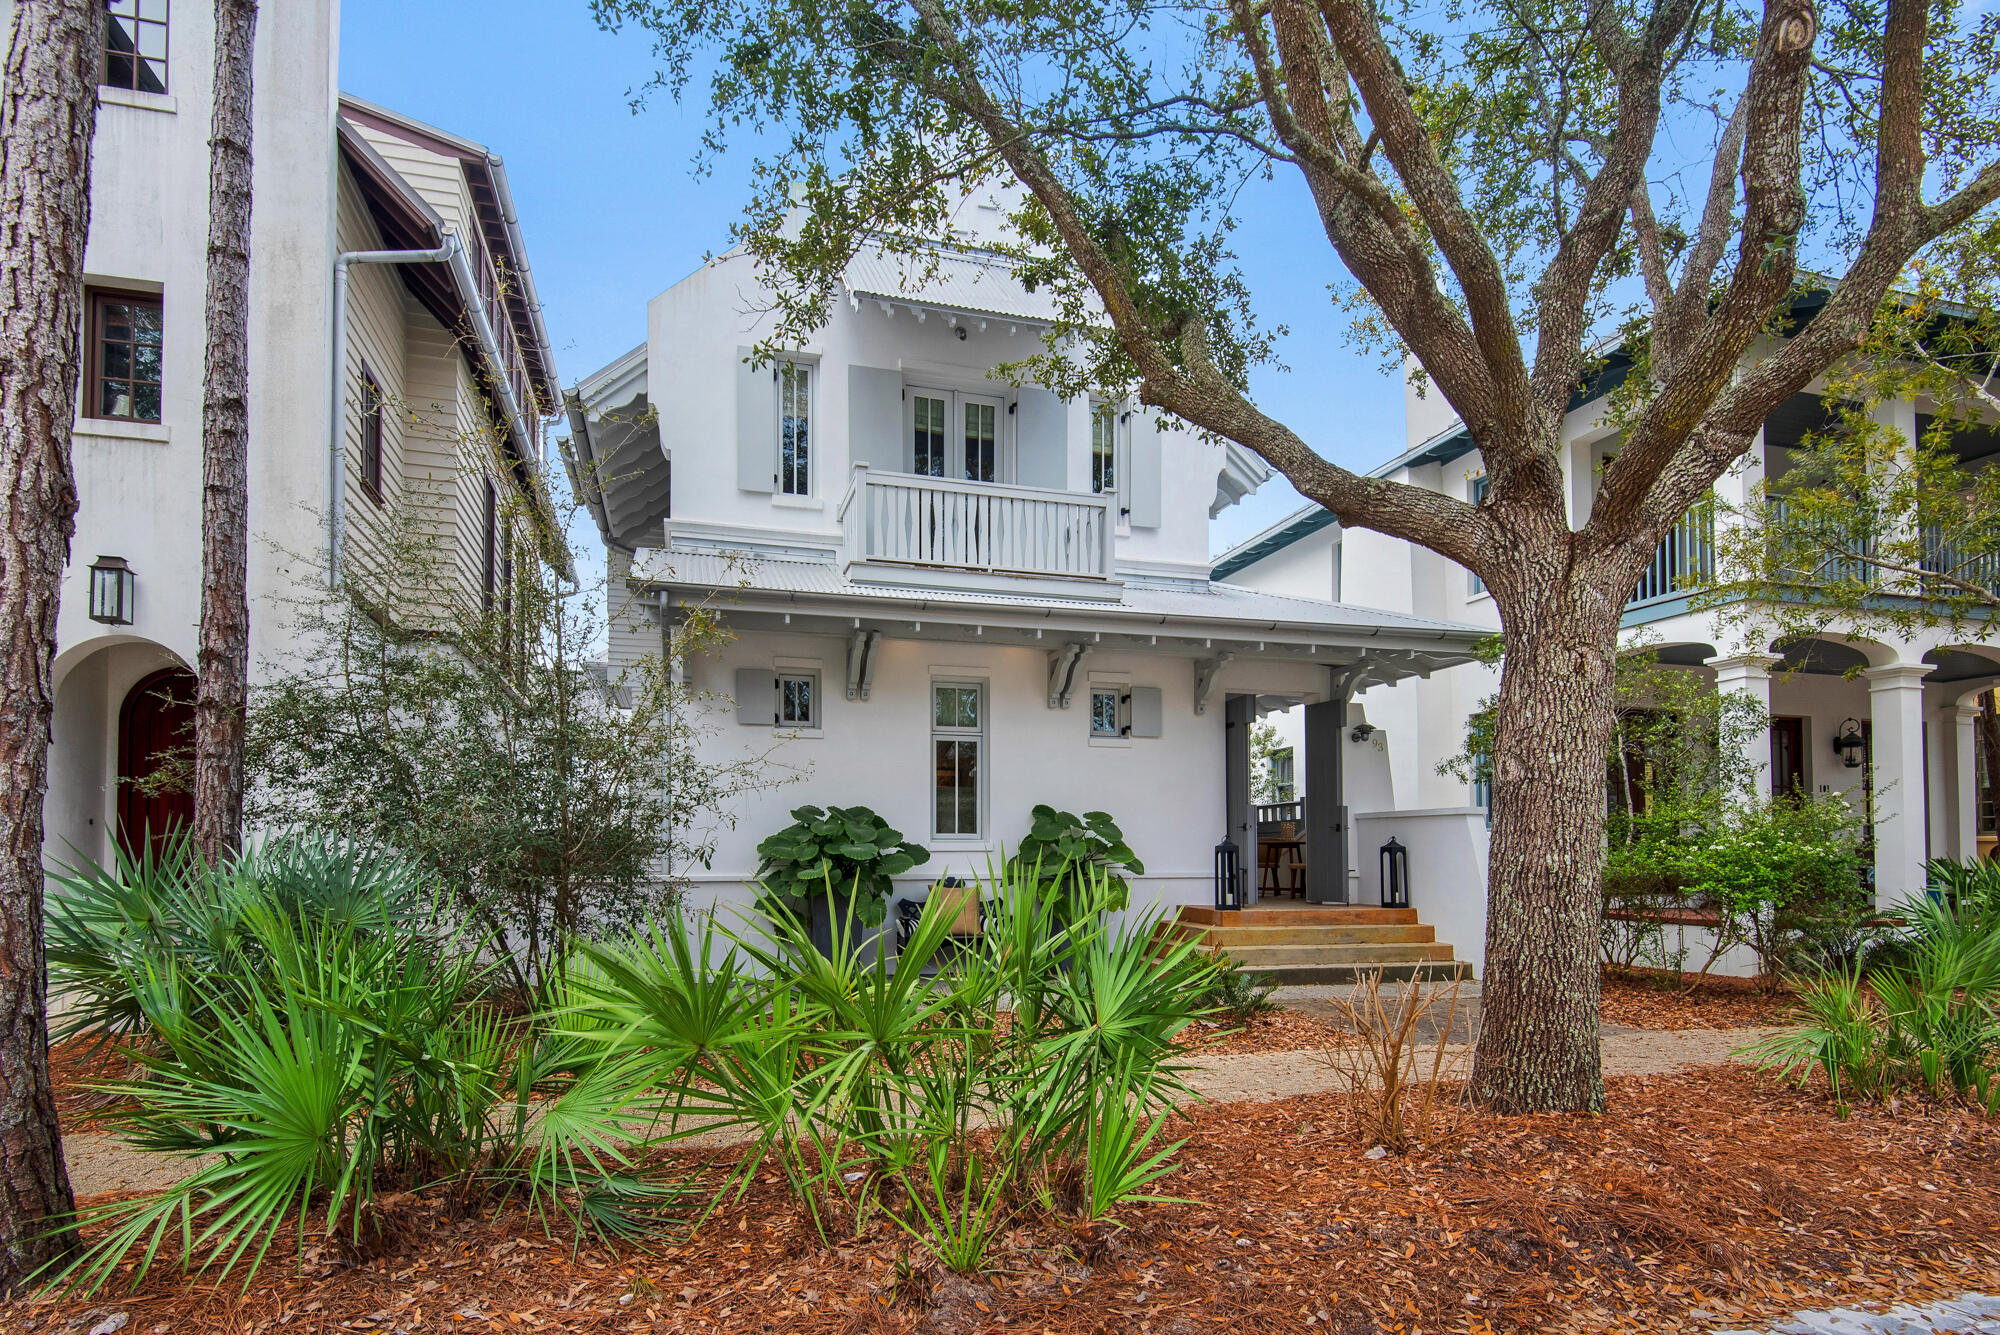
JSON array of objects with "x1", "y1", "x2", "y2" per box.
[{"x1": 1170, "y1": 905, "x2": 1472, "y2": 985}]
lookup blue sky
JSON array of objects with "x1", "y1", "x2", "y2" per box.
[{"x1": 338, "y1": 1, "x2": 1414, "y2": 559}]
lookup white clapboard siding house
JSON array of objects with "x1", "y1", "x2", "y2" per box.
[
  {"x1": 15, "y1": 0, "x2": 564, "y2": 869},
  {"x1": 564, "y1": 200, "x2": 1494, "y2": 977},
  {"x1": 1217, "y1": 337, "x2": 2000, "y2": 974}
]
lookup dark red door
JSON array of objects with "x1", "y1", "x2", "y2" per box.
[{"x1": 117, "y1": 667, "x2": 196, "y2": 862}]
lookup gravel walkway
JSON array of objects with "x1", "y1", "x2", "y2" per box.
[{"x1": 1717, "y1": 1292, "x2": 2000, "y2": 1334}]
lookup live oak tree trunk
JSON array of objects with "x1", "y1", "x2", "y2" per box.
[
  {"x1": 190, "y1": 0, "x2": 257, "y2": 862},
  {"x1": 0, "y1": 0, "x2": 105, "y2": 1291},
  {"x1": 1468, "y1": 540, "x2": 1626, "y2": 1114}
]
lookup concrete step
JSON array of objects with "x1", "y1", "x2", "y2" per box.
[
  {"x1": 1253, "y1": 959, "x2": 1474, "y2": 986},
  {"x1": 1184, "y1": 923, "x2": 1438, "y2": 948},
  {"x1": 1222, "y1": 941, "x2": 1458, "y2": 970},
  {"x1": 1177, "y1": 906, "x2": 1418, "y2": 928}
]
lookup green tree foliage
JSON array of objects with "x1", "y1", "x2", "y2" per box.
[
  {"x1": 1707, "y1": 278, "x2": 2000, "y2": 645},
  {"x1": 245, "y1": 480, "x2": 777, "y2": 996}
]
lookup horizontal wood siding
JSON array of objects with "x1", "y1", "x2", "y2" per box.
[
  {"x1": 605, "y1": 547, "x2": 658, "y2": 671},
  {"x1": 336, "y1": 171, "x2": 408, "y2": 591},
  {"x1": 350, "y1": 123, "x2": 472, "y2": 236}
]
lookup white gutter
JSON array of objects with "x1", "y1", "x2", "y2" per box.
[
  {"x1": 481, "y1": 151, "x2": 555, "y2": 419},
  {"x1": 329, "y1": 237, "x2": 458, "y2": 583}
]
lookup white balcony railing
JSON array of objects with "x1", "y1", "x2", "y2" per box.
[{"x1": 838, "y1": 465, "x2": 1115, "y2": 580}]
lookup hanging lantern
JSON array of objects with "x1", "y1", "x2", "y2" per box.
[
  {"x1": 1379, "y1": 836, "x2": 1410, "y2": 909},
  {"x1": 1832, "y1": 718, "x2": 1867, "y2": 769},
  {"x1": 88, "y1": 555, "x2": 135, "y2": 625},
  {"x1": 1213, "y1": 836, "x2": 1243, "y2": 911}
]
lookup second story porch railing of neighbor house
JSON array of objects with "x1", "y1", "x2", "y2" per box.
[
  {"x1": 1921, "y1": 523, "x2": 2000, "y2": 597},
  {"x1": 840, "y1": 464, "x2": 1117, "y2": 580},
  {"x1": 1630, "y1": 505, "x2": 1715, "y2": 606}
]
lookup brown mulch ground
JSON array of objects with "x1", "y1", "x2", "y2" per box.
[
  {"x1": 1598, "y1": 969, "x2": 1797, "y2": 1031},
  {"x1": 1183, "y1": 1009, "x2": 1356, "y2": 1055},
  {"x1": 13, "y1": 1064, "x2": 2000, "y2": 1335},
  {"x1": 48, "y1": 1037, "x2": 142, "y2": 1128}
]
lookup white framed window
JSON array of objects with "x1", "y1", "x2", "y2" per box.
[
  {"x1": 776, "y1": 670, "x2": 818, "y2": 729},
  {"x1": 1467, "y1": 473, "x2": 1489, "y2": 595},
  {"x1": 931, "y1": 680, "x2": 984, "y2": 838},
  {"x1": 778, "y1": 359, "x2": 812, "y2": 496},
  {"x1": 908, "y1": 385, "x2": 1007, "y2": 482},
  {"x1": 1090, "y1": 403, "x2": 1117, "y2": 495}
]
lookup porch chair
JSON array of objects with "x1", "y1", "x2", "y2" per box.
[{"x1": 894, "y1": 877, "x2": 985, "y2": 958}]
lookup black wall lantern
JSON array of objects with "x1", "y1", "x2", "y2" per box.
[
  {"x1": 1833, "y1": 717, "x2": 1867, "y2": 769},
  {"x1": 88, "y1": 555, "x2": 135, "y2": 625},
  {"x1": 1213, "y1": 836, "x2": 1244, "y2": 911},
  {"x1": 1379, "y1": 836, "x2": 1410, "y2": 908}
]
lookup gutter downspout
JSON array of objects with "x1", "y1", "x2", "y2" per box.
[{"x1": 329, "y1": 236, "x2": 458, "y2": 583}]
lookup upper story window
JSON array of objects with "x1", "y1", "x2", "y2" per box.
[
  {"x1": 359, "y1": 365, "x2": 385, "y2": 503},
  {"x1": 1091, "y1": 404, "x2": 1117, "y2": 495},
  {"x1": 912, "y1": 392, "x2": 947, "y2": 477},
  {"x1": 481, "y1": 477, "x2": 498, "y2": 610},
  {"x1": 778, "y1": 360, "x2": 811, "y2": 496},
  {"x1": 777, "y1": 671, "x2": 819, "y2": 729},
  {"x1": 87, "y1": 290, "x2": 163, "y2": 423},
  {"x1": 105, "y1": 0, "x2": 168, "y2": 95},
  {"x1": 1268, "y1": 748, "x2": 1296, "y2": 803},
  {"x1": 1089, "y1": 685, "x2": 1127, "y2": 739},
  {"x1": 1467, "y1": 472, "x2": 1489, "y2": 595}
]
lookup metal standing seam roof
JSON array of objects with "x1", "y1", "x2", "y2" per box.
[
  {"x1": 627, "y1": 548, "x2": 1489, "y2": 644},
  {"x1": 841, "y1": 244, "x2": 1069, "y2": 325}
]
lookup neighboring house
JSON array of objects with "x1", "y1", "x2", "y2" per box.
[
  {"x1": 563, "y1": 197, "x2": 1492, "y2": 941},
  {"x1": 1216, "y1": 342, "x2": 2000, "y2": 961},
  {"x1": 27, "y1": 0, "x2": 562, "y2": 868}
]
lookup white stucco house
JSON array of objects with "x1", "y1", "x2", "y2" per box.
[
  {"x1": 562, "y1": 201, "x2": 1494, "y2": 972},
  {"x1": 21, "y1": 0, "x2": 563, "y2": 870},
  {"x1": 1216, "y1": 338, "x2": 2000, "y2": 969}
]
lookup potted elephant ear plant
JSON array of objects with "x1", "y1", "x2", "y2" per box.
[
  {"x1": 1008, "y1": 805, "x2": 1144, "y2": 923},
  {"x1": 755, "y1": 804, "x2": 929, "y2": 956}
]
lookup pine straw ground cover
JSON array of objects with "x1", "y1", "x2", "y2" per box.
[
  {"x1": 1598, "y1": 971, "x2": 1796, "y2": 1031},
  {"x1": 13, "y1": 1064, "x2": 2000, "y2": 1335}
]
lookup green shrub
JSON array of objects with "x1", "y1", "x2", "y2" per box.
[
  {"x1": 753, "y1": 804, "x2": 929, "y2": 928},
  {"x1": 1006, "y1": 806, "x2": 1144, "y2": 913},
  {"x1": 45, "y1": 839, "x2": 689, "y2": 1293},
  {"x1": 1198, "y1": 951, "x2": 1279, "y2": 1025},
  {"x1": 1677, "y1": 792, "x2": 1865, "y2": 983},
  {"x1": 575, "y1": 862, "x2": 1218, "y2": 1251}
]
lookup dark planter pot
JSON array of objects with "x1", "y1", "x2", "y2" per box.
[{"x1": 807, "y1": 888, "x2": 880, "y2": 959}]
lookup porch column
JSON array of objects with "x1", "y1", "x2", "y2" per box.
[
  {"x1": 1948, "y1": 702, "x2": 1982, "y2": 862},
  {"x1": 1707, "y1": 652, "x2": 1780, "y2": 796},
  {"x1": 1866, "y1": 663, "x2": 1932, "y2": 906}
]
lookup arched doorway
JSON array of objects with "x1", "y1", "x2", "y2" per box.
[{"x1": 117, "y1": 667, "x2": 196, "y2": 861}]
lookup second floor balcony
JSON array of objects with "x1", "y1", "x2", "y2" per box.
[{"x1": 838, "y1": 464, "x2": 1118, "y2": 586}]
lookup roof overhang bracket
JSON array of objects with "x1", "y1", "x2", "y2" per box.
[
  {"x1": 1047, "y1": 643, "x2": 1089, "y2": 709},
  {"x1": 1193, "y1": 653, "x2": 1235, "y2": 715},
  {"x1": 845, "y1": 628, "x2": 882, "y2": 701}
]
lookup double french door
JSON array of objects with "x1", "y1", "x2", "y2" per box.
[{"x1": 908, "y1": 387, "x2": 1005, "y2": 483}]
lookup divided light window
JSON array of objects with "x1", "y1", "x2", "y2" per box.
[
  {"x1": 105, "y1": 0, "x2": 168, "y2": 94},
  {"x1": 359, "y1": 365, "x2": 384, "y2": 502},
  {"x1": 1091, "y1": 404, "x2": 1117, "y2": 495},
  {"x1": 87, "y1": 290, "x2": 163, "y2": 423},
  {"x1": 1090, "y1": 686, "x2": 1124, "y2": 739},
  {"x1": 932, "y1": 682, "x2": 983, "y2": 838},
  {"x1": 1269, "y1": 749, "x2": 1296, "y2": 803},
  {"x1": 778, "y1": 360, "x2": 811, "y2": 496},
  {"x1": 776, "y1": 671, "x2": 818, "y2": 728},
  {"x1": 912, "y1": 393, "x2": 947, "y2": 477}
]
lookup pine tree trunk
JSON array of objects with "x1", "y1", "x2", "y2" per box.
[
  {"x1": 1469, "y1": 577, "x2": 1620, "y2": 1114},
  {"x1": 0, "y1": 0, "x2": 106, "y2": 1291},
  {"x1": 191, "y1": 0, "x2": 258, "y2": 862}
]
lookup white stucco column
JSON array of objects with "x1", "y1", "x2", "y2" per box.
[
  {"x1": 1948, "y1": 703, "x2": 1982, "y2": 862},
  {"x1": 1866, "y1": 663, "x2": 1932, "y2": 905},
  {"x1": 1707, "y1": 652, "x2": 1780, "y2": 795}
]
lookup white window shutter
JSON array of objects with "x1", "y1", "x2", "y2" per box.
[
  {"x1": 1014, "y1": 387, "x2": 1068, "y2": 489},
  {"x1": 1128, "y1": 412, "x2": 1162, "y2": 529},
  {"x1": 736, "y1": 347, "x2": 774, "y2": 493},
  {"x1": 847, "y1": 364, "x2": 902, "y2": 469},
  {"x1": 1128, "y1": 686, "x2": 1163, "y2": 738},
  {"x1": 735, "y1": 667, "x2": 774, "y2": 726}
]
